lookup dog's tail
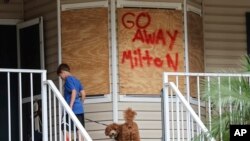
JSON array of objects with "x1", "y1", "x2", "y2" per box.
[{"x1": 124, "y1": 107, "x2": 137, "y2": 122}]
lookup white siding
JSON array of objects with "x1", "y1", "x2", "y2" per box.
[
  {"x1": 0, "y1": 0, "x2": 23, "y2": 19},
  {"x1": 203, "y1": 0, "x2": 250, "y2": 72},
  {"x1": 85, "y1": 102, "x2": 113, "y2": 140},
  {"x1": 119, "y1": 102, "x2": 163, "y2": 140}
]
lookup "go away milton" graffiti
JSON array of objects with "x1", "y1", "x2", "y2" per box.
[{"x1": 120, "y1": 11, "x2": 180, "y2": 72}]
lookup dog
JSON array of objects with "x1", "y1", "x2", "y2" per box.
[{"x1": 105, "y1": 108, "x2": 140, "y2": 141}]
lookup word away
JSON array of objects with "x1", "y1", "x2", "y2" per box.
[
  {"x1": 121, "y1": 48, "x2": 178, "y2": 71},
  {"x1": 132, "y1": 29, "x2": 178, "y2": 50}
]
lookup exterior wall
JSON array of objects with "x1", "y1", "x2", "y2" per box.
[
  {"x1": 59, "y1": 0, "x2": 250, "y2": 140},
  {"x1": 61, "y1": 0, "x2": 182, "y2": 5},
  {"x1": 203, "y1": 0, "x2": 250, "y2": 72},
  {"x1": 23, "y1": 0, "x2": 58, "y2": 83},
  {"x1": 85, "y1": 102, "x2": 113, "y2": 140},
  {"x1": 85, "y1": 101, "x2": 163, "y2": 141},
  {"x1": 0, "y1": 0, "x2": 23, "y2": 19},
  {"x1": 118, "y1": 102, "x2": 162, "y2": 141}
]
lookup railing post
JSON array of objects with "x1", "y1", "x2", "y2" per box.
[
  {"x1": 162, "y1": 73, "x2": 170, "y2": 141},
  {"x1": 41, "y1": 71, "x2": 48, "y2": 141}
]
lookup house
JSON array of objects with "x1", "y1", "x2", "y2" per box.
[{"x1": 1, "y1": 0, "x2": 250, "y2": 140}]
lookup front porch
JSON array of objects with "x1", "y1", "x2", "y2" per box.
[{"x1": 2, "y1": 68, "x2": 250, "y2": 141}]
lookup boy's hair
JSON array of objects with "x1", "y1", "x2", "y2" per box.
[{"x1": 57, "y1": 63, "x2": 70, "y2": 75}]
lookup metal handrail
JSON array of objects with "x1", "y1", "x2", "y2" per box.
[
  {"x1": 44, "y1": 80, "x2": 92, "y2": 141},
  {"x1": 168, "y1": 82, "x2": 216, "y2": 141}
]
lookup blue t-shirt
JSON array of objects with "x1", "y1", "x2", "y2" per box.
[{"x1": 64, "y1": 75, "x2": 84, "y2": 114}]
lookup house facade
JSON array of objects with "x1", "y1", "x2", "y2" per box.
[{"x1": 1, "y1": 0, "x2": 250, "y2": 140}]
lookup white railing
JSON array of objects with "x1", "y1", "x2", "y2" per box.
[
  {"x1": 162, "y1": 72, "x2": 250, "y2": 141},
  {"x1": 163, "y1": 82, "x2": 215, "y2": 141},
  {"x1": 44, "y1": 80, "x2": 92, "y2": 141},
  {"x1": 0, "y1": 68, "x2": 47, "y2": 141},
  {"x1": 1, "y1": 68, "x2": 92, "y2": 141}
]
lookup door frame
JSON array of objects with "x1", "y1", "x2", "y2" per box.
[
  {"x1": 16, "y1": 17, "x2": 45, "y2": 69},
  {"x1": 16, "y1": 17, "x2": 44, "y2": 141}
]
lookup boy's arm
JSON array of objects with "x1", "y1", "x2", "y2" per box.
[
  {"x1": 70, "y1": 89, "x2": 77, "y2": 109},
  {"x1": 80, "y1": 90, "x2": 86, "y2": 101}
]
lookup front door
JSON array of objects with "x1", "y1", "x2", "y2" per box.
[
  {"x1": 0, "y1": 23, "x2": 18, "y2": 141},
  {"x1": 0, "y1": 17, "x2": 44, "y2": 141},
  {"x1": 17, "y1": 17, "x2": 44, "y2": 141}
]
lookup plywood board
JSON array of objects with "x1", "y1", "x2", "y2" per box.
[
  {"x1": 188, "y1": 12, "x2": 204, "y2": 97},
  {"x1": 61, "y1": 8, "x2": 109, "y2": 95},
  {"x1": 118, "y1": 8, "x2": 184, "y2": 95}
]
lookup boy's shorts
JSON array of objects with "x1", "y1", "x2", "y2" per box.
[{"x1": 61, "y1": 113, "x2": 85, "y2": 131}]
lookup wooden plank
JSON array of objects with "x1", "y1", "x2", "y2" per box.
[
  {"x1": 188, "y1": 12, "x2": 204, "y2": 97},
  {"x1": 118, "y1": 8, "x2": 184, "y2": 95},
  {"x1": 61, "y1": 8, "x2": 110, "y2": 95}
]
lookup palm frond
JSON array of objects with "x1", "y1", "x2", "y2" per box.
[{"x1": 200, "y1": 55, "x2": 250, "y2": 140}]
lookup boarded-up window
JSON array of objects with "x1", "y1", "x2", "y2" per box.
[
  {"x1": 118, "y1": 8, "x2": 184, "y2": 95},
  {"x1": 188, "y1": 12, "x2": 204, "y2": 73},
  {"x1": 61, "y1": 8, "x2": 109, "y2": 95},
  {"x1": 188, "y1": 12, "x2": 204, "y2": 97}
]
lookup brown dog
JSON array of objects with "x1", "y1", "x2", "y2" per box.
[{"x1": 105, "y1": 108, "x2": 140, "y2": 141}]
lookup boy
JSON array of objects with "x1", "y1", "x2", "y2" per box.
[{"x1": 57, "y1": 63, "x2": 86, "y2": 141}]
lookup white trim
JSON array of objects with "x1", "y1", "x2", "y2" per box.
[
  {"x1": 16, "y1": 17, "x2": 40, "y2": 29},
  {"x1": 16, "y1": 17, "x2": 45, "y2": 69},
  {"x1": 61, "y1": 1, "x2": 108, "y2": 11},
  {"x1": 39, "y1": 17, "x2": 45, "y2": 69},
  {"x1": 0, "y1": 68, "x2": 46, "y2": 73},
  {"x1": 110, "y1": 0, "x2": 119, "y2": 123},
  {"x1": 119, "y1": 95, "x2": 161, "y2": 102},
  {"x1": 85, "y1": 94, "x2": 111, "y2": 104},
  {"x1": 117, "y1": 0, "x2": 182, "y2": 10},
  {"x1": 0, "y1": 19, "x2": 23, "y2": 25},
  {"x1": 83, "y1": 94, "x2": 203, "y2": 103},
  {"x1": 0, "y1": 19, "x2": 22, "y2": 25},
  {"x1": 187, "y1": 4, "x2": 202, "y2": 16}
]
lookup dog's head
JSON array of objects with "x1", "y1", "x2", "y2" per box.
[{"x1": 105, "y1": 123, "x2": 120, "y2": 139}]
